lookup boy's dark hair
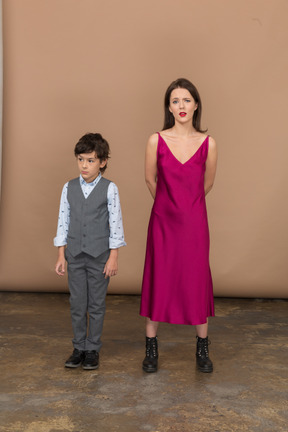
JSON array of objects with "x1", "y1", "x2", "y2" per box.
[{"x1": 74, "y1": 133, "x2": 110, "y2": 173}]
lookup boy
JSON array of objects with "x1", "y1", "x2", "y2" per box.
[{"x1": 54, "y1": 133, "x2": 126, "y2": 370}]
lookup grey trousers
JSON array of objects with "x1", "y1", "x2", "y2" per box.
[{"x1": 65, "y1": 249, "x2": 110, "y2": 352}]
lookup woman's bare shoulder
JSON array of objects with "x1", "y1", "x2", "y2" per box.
[
  {"x1": 146, "y1": 132, "x2": 159, "y2": 148},
  {"x1": 208, "y1": 135, "x2": 217, "y2": 149}
]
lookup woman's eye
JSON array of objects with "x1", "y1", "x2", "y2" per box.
[
  {"x1": 185, "y1": 99, "x2": 191, "y2": 103},
  {"x1": 172, "y1": 100, "x2": 178, "y2": 104}
]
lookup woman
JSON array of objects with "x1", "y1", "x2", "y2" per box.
[{"x1": 140, "y1": 78, "x2": 217, "y2": 373}]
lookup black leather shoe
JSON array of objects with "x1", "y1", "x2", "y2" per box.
[
  {"x1": 142, "y1": 336, "x2": 158, "y2": 373},
  {"x1": 196, "y1": 336, "x2": 213, "y2": 373},
  {"x1": 82, "y1": 350, "x2": 99, "y2": 370},
  {"x1": 65, "y1": 348, "x2": 85, "y2": 368}
]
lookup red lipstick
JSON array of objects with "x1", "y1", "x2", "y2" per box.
[{"x1": 179, "y1": 112, "x2": 187, "y2": 117}]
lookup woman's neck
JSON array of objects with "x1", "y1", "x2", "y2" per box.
[{"x1": 171, "y1": 122, "x2": 197, "y2": 137}]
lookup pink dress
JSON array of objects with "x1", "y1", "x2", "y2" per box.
[{"x1": 140, "y1": 133, "x2": 214, "y2": 325}]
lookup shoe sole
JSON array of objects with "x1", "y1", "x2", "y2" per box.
[
  {"x1": 82, "y1": 365, "x2": 99, "y2": 370},
  {"x1": 197, "y1": 366, "x2": 213, "y2": 373},
  {"x1": 65, "y1": 363, "x2": 82, "y2": 368},
  {"x1": 142, "y1": 367, "x2": 157, "y2": 373}
]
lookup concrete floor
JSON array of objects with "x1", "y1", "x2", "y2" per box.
[{"x1": 0, "y1": 293, "x2": 287, "y2": 432}]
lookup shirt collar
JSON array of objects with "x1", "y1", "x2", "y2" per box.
[{"x1": 79, "y1": 172, "x2": 102, "y2": 187}]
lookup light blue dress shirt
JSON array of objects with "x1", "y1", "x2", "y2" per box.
[{"x1": 54, "y1": 174, "x2": 126, "y2": 249}]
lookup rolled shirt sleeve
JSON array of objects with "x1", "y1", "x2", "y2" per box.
[
  {"x1": 53, "y1": 182, "x2": 70, "y2": 247},
  {"x1": 107, "y1": 182, "x2": 126, "y2": 249}
]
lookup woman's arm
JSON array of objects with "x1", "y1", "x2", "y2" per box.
[
  {"x1": 204, "y1": 136, "x2": 218, "y2": 195},
  {"x1": 145, "y1": 133, "x2": 158, "y2": 199}
]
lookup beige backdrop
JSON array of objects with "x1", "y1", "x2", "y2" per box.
[{"x1": 0, "y1": 0, "x2": 287, "y2": 297}]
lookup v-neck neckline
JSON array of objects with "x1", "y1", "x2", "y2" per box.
[{"x1": 159, "y1": 133, "x2": 208, "y2": 165}]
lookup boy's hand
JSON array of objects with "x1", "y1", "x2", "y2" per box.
[
  {"x1": 55, "y1": 246, "x2": 66, "y2": 276},
  {"x1": 103, "y1": 249, "x2": 118, "y2": 279},
  {"x1": 55, "y1": 257, "x2": 66, "y2": 276}
]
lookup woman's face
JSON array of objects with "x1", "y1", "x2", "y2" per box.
[{"x1": 169, "y1": 88, "x2": 198, "y2": 125}]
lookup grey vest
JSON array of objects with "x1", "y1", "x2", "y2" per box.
[{"x1": 67, "y1": 177, "x2": 111, "y2": 258}]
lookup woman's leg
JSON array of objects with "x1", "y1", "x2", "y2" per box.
[
  {"x1": 146, "y1": 317, "x2": 159, "y2": 337},
  {"x1": 195, "y1": 322, "x2": 208, "y2": 338}
]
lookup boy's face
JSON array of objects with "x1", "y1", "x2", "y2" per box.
[{"x1": 76, "y1": 152, "x2": 107, "y2": 183}]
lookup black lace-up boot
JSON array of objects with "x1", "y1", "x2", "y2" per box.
[
  {"x1": 142, "y1": 336, "x2": 158, "y2": 373},
  {"x1": 196, "y1": 336, "x2": 213, "y2": 373}
]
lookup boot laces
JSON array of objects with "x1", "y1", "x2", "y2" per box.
[
  {"x1": 146, "y1": 339, "x2": 158, "y2": 358},
  {"x1": 197, "y1": 338, "x2": 210, "y2": 358}
]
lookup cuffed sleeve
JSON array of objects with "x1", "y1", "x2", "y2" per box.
[
  {"x1": 53, "y1": 182, "x2": 70, "y2": 247},
  {"x1": 107, "y1": 182, "x2": 126, "y2": 249}
]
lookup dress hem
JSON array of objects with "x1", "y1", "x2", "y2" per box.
[{"x1": 139, "y1": 312, "x2": 215, "y2": 326}]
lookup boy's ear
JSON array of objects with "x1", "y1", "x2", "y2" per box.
[{"x1": 100, "y1": 159, "x2": 107, "y2": 168}]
